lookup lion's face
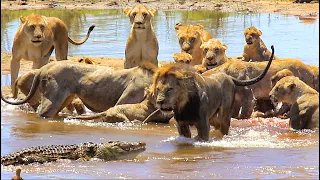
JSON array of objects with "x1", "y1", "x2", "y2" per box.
[
  {"x1": 20, "y1": 13, "x2": 47, "y2": 46},
  {"x1": 269, "y1": 77, "x2": 298, "y2": 104},
  {"x1": 200, "y1": 39, "x2": 227, "y2": 68},
  {"x1": 152, "y1": 64, "x2": 193, "y2": 114},
  {"x1": 243, "y1": 26, "x2": 262, "y2": 45},
  {"x1": 175, "y1": 23, "x2": 203, "y2": 54},
  {"x1": 153, "y1": 75, "x2": 181, "y2": 114},
  {"x1": 173, "y1": 52, "x2": 193, "y2": 64},
  {"x1": 123, "y1": 5, "x2": 156, "y2": 30}
]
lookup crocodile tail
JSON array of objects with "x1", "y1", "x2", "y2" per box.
[
  {"x1": 1, "y1": 72, "x2": 40, "y2": 105},
  {"x1": 233, "y1": 45, "x2": 274, "y2": 86},
  {"x1": 68, "y1": 24, "x2": 95, "y2": 45}
]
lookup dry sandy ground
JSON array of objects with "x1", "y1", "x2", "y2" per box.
[{"x1": 1, "y1": 0, "x2": 319, "y2": 17}]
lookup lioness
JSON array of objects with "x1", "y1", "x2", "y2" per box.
[
  {"x1": 152, "y1": 46, "x2": 274, "y2": 141},
  {"x1": 1, "y1": 62, "x2": 157, "y2": 118},
  {"x1": 203, "y1": 57, "x2": 316, "y2": 118},
  {"x1": 269, "y1": 76, "x2": 319, "y2": 130},
  {"x1": 307, "y1": 65, "x2": 319, "y2": 92},
  {"x1": 242, "y1": 26, "x2": 277, "y2": 62},
  {"x1": 175, "y1": 23, "x2": 212, "y2": 65},
  {"x1": 10, "y1": 13, "x2": 95, "y2": 95},
  {"x1": 200, "y1": 38, "x2": 230, "y2": 70},
  {"x1": 173, "y1": 52, "x2": 193, "y2": 64},
  {"x1": 124, "y1": 5, "x2": 159, "y2": 68},
  {"x1": 70, "y1": 88, "x2": 172, "y2": 123},
  {"x1": 11, "y1": 58, "x2": 102, "y2": 115}
]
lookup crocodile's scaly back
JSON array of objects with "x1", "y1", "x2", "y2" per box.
[{"x1": 1, "y1": 141, "x2": 146, "y2": 166}]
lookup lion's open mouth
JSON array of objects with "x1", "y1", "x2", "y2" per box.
[
  {"x1": 31, "y1": 40, "x2": 42, "y2": 43},
  {"x1": 246, "y1": 40, "x2": 253, "y2": 45},
  {"x1": 160, "y1": 107, "x2": 173, "y2": 112},
  {"x1": 206, "y1": 62, "x2": 217, "y2": 68}
]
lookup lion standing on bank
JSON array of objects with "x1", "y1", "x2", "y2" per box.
[
  {"x1": 124, "y1": 5, "x2": 159, "y2": 69},
  {"x1": 10, "y1": 13, "x2": 95, "y2": 95}
]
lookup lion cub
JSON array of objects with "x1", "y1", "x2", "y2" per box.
[
  {"x1": 269, "y1": 76, "x2": 319, "y2": 130},
  {"x1": 172, "y1": 52, "x2": 209, "y2": 74},
  {"x1": 242, "y1": 26, "x2": 277, "y2": 62},
  {"x1": 123, "y1": 5, "x2": 159, "y2": 68},
  {"x1": 175, "y1": 23, "x2": 212, "y2": 65}
]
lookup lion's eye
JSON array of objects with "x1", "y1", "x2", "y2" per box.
[
  {"x1": 143, "y1": 13, "x2": 147, "y2": 17},
  {"x1": 166, "y1": 88, "x2": 173, "y2": 95},
  {"x1": 132, "y1": 12, "x2": 137, "y2": 18},
  {"x1": 29, "y1": 25, "x2": 35, "y2": 29},
  {"x1": 179, "y1": 38, "x2": 184, "y2": 44},
  {"x1": 203, "y1": 48, "x2": 208, "y2": 54},
  {"x1": 190, "y1": 37, "x2": 195, "y2": 43},
  {"x1": 214, "y1": 48, "x2": 219, "y2": 53}
]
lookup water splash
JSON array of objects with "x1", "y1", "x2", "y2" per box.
[{"x1": 162, "y1": 126, "x2": 318, "y2": 149}]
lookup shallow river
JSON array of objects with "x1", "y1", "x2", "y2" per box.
[{"x1": 1, "y1": 9, "x2": 319, "y2": 179}]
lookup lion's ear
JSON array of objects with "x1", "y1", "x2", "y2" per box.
[
  {"x1": 288, "y1": 83, "x2": 296, "y2": 90},
  {"x1": 222, "y1": 43, "x2": 228, "y2": 50},
  {"x1": 257, "y1": 30, "x2": 263, "y2": 36},
  {"x1": 123, "y1": 7, "x2": 132, "y2": 16},
  {"x1": 148, "y1": 8, "x2": 157, "y2": 16},
  {"x1": 175, "y1": 23, "x2": 182, "y2": 30},
  {"x1": 196, "y1": 24, "x2": 204, "y2": 29},
  {"x1": 20, "y1": 16, "x2": 27, "y2": 23}
]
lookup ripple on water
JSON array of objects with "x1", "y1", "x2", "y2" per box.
[{"x1": 162, "y1": 125, "x2": 318, "y2": 149}]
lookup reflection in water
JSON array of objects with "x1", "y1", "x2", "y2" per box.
[
  {"x1": 1, "y1": 9, "x2": 319, "y2": 179},
  {"x1": 1, "y1": 10, "x2": 319, "y2": 65}
]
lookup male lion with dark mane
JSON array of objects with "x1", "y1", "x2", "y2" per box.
[
  {"x1": 1, "y1": 62, "x2": 157, "y2": 118},
  {"x1": 10, "y1": 13, "x2": 95, "y2": 95},
  {"x1": 152, "y1": 46, "x2": 274, "y2": 141}
]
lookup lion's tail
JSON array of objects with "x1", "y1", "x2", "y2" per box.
[
  {"x1": 68, "y1": 24, "x2": 95, "y2": 45},
  {"x1": 1, "y1": 72, "x2": 40, "y2": 105},
  {"x1": 12, "y1": 76, "x2": 20, "y2": 99},
  {"x1": 233, "y1": 45, "x2": 274, "y2": 87}
]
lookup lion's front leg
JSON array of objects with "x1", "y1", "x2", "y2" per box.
[
  {"x1": 176, "y1": 121, "x2": 191, "y2": 138},
  {"x1": 194, "y1": 114, "x2": 210, "y2": 141}
]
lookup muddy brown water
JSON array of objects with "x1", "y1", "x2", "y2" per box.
[{"x1": 1, "y1": 9, "x2": 319, "y2": 179}]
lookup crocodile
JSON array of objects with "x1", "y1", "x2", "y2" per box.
[{"x1": 1, "y1": 141, "x2": 146, "y2": 166}]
